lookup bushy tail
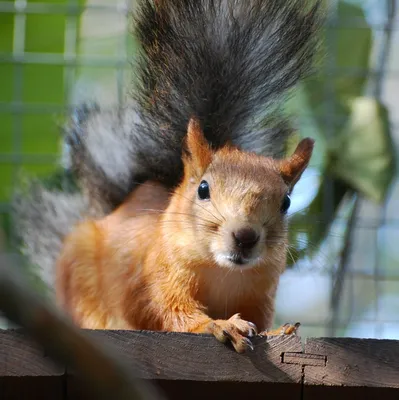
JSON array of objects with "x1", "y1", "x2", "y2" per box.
[
  {"x1": 132, "y1": 0, "x2": 323, "y2": 186},
  {"x1": 12, "y1": 184, "x2": 88, "y2": 288},
  {"x1": 12, "y1": 0, "x2": 323, "y2": 288}
]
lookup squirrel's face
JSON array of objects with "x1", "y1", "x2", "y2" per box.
[
  {"x1": 189, "y1": 150, "x2": 293, "y2": 270},
  {"x1": 179, "y1": 118, "x2": 314, "y2": 271}
]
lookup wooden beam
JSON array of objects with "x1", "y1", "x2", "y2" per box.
[
  {"x1": 0, "y1": 256, "x2": 165, "y2": 400},
  {"x1": 85, "y1": 330, "x2": 303, "y2": 382},
  {"x1": 303, "y1": 337, "x2": 399, "y2": 400},
  {"x1": 3, "y1": 331, "x2": 399, "y2": 400},
  {"x1": 1, "y1": 329, "x2": 303, "y2": 399},
  {"x1": 304, "y1": 338, "x2": 399, "y2": 387},
  {"x1": 0, "y1": 330, "x2": 64, "y2": 400}
]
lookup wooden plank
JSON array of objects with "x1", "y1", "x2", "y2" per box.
[
  {"x1": 0, "y1": 329, "x2": 302, "y2": 382},
  {"x1": 0, "y1": 329, "x2": 64, "y2": 376},
  {"x1": 0, "y1": 329, "x2": 65, "y2": 399},
  {"x1": 5, "y1": 330, "x2": 399, "y2": 399},
  {"x1": 82, "y1": 330, "x2": 303, "y2": 383},
  {"x1": 283, "y1": 352, "x2": 326, "y2": 367},
  {"x1": 67, "y1": 331, "x2": 303, "y2": 400},
  {"x1": 0, "y1": 329, "x2": 302, "y2": 399},
  {"x1": 304, "y1": 338, "x2": 399, "y2": 388}
]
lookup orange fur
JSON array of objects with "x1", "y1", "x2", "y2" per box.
[{"x1": 56, "y1": 118, "x2": 313, "y2": 352}]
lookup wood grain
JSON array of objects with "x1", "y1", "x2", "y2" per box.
[
  {"x1": 67, "y1": 331, "x2": 303, "y2": 400},
  {"x1": 304, "y1": 338, "x2": 399, "y2": 388},
  {"x1": 0, "y1": 329, "x2": 64, "y2": 376},
  {"x1": 0, "y1": 329, "x2": 303, "y2": 399},
  {"x1": 4, "y1": 330, "x2": 399, "y2": 399},
  {"x1": 0, "y1": 329, "x2": 65, "y2": 399},
  {"x1": 82, "y1": 330, "x2": 303, "y2": 383}
]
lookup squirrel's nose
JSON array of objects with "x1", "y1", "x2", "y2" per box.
[{"x1": 233, "y1": 228, "x2": 259, "y2": 250}]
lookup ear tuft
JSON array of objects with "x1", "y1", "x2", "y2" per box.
[
  {"x1": 184, "y1": 118, "x2": 212, "y2": 178},
  {"x1": 279, "y1": 138, "x2": 314, "y2": 187}
]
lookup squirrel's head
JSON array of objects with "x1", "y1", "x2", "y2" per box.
[{"x1": 177, "y1": 118, "x2": 314, "y2": 271}]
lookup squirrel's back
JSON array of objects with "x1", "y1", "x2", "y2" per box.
[{"x1": 13, "y1": 0, "x2": 323, "y2": 289}]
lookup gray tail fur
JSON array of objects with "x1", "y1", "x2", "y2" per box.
[
  {"x1": 12, "y1": 0, "x2": 323, "y2": 288},
  {"x1": 12, "y1": 182, "x2": 88, "y2": 289}
]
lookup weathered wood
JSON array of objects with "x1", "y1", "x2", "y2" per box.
[
  {"x1": 283, "y1": 352, "x2": 326, "y2": 367},
  {"x1": 82, "y1": 330, "x2": 303, "y2": 383},
  {"x1": 3, "y1": 331, "x2": 399, "y2": 399},
  {"x1": 0, "y1": 329, "x2": 65, "y2": 399},
  {"x1": 304, "y1": 338, "x2": 399, "y2": 388},
  {"x1": 0, "y1": 259, "x2": 162, "y2": 400},
  {"x1": 0, "y1": 329, "x2": 303, "y2": 399},
  {"x1": 0, "y1": 330, "x2": 64, "y2": 376},
  {"x1": 68, "y1": 330, "x2": 303, "y2": 399}
]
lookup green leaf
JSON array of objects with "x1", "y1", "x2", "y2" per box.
[
  {"x1": 288, "y1": 179, "x2": 350, "y2": 265},
  {"x1": 304, "y1": 1, "x2": 373, "y2": 131},
  {"x1": 328, "y1": 97, "x2": 396, "y2": 203},
  {"x1": 285, "y1": 1, "x2": 377, "y2": 266},
  {"x1": 287, "y1": 96, "x2": 396, "y2": 266}
]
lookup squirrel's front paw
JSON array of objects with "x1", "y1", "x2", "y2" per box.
[
  {"x1": 208, "y1": 313, "x2": 257, "y2": 353},
  {"x1": 259, "y1": 322, "x2": 300, "y2": 337}
]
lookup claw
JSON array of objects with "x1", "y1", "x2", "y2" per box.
[
  {"x1": 259, "y1": 321, "x2": 301, "y2": 338},
  {"x1": 283, "y1": 322, "x2": 301, "y2": 335},
  {"x1": 243, "y1": 337, "x2": 254, "y2": 351},
  {"x1": 222, "y1": 329, "x2": 234, "y2": 342},
  {"x1": 248, "y1": 322, "x2": 258, "y2": 334},
  {"x1": 211, "y1": 316, "x2": 258, "y2": 353},
  {"x1": 258, "y1": 330, "x2": 268, "y2": 338}
]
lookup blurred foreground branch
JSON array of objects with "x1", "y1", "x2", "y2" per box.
[{"x1": 0, "y1": 253, "x2": 164, "y2": 400}]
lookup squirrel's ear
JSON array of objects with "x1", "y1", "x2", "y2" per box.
[
  {"x1": 184, "y1": 118, "x2": 212, "y2": 177},
  {"x1": 278, "y1": 138, "x2": 314, "y2": 188}
]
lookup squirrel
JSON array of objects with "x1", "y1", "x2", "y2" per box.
[{"x1": 13, "y1": 0, "x2": 322, "y2": 353}]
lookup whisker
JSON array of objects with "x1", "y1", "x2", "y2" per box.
[
  {"x1": 171, "y1": 189, "x2": 224, "y2": 224},
  {"x1": 102, "y1": 178, "x2": 224, "y2": 224},
  {"x1": 135, "y1": 208, "x2": 218, "y2": 227},
  {"x1": 104, "y1": 221, "x2": 218, "y2": 261}
]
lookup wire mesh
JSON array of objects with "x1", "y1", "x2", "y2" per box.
[{"x1": 0, "y1": 0, "x2": 398, "y2": 338}]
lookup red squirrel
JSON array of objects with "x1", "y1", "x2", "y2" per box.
[{"x1": 14, "y1": 0, "x2": 322, "y2": 353}]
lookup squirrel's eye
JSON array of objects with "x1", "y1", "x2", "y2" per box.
[
  {"x1": 198, "y1": 180, "x2": 210, "y2": 200},
  {"x1": 281, "y1": 194, "x2": 291, "y2": 214}
]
